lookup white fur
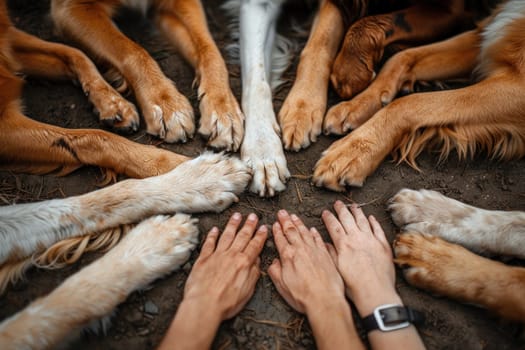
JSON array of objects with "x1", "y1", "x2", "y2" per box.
[
  {"x1": 0, "y1": 152, "x2": 250, "y2": 348},
  {"x1": 0, "y1": 152, "x2": 250, "y2": 266},
  {"x1": 479, "y1": 0, "x2": 525, "y2": 69},
  {"x1": 389, "y1": 189, "x2": 525, "y2": 258},
  {"x1": 223, "y1": 0, "x2": 292, "y2": 196},
  {"x1": 0, "y1": 214, "x2": 198, "y2": 350}
]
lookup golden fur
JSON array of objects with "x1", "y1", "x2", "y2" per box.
[
  {"x1": 279, "y1": 0, "x2": 472, "y2": 151},
  {"x1": 390, "y1": 188, "x2": 525, "y2": 322},
  {"x1": 313, "y1": 0, "x2": 525, "y2": 190}
]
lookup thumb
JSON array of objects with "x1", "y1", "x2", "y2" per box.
[{"x1": 268, "y1": 258, "x2": 282, "y2": 283}]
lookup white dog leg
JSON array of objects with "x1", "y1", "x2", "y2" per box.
[
  {"x1": 389, "y1": 188, "x2": 525, "y2": 258},
  {"x1": 0, "y1": 214, "x2": 198, "y2": 350},
  {"x1": 239, "y1": 0, "x2": 290, "y2": 196},
  {"x1": 0, "y1": 152, "x2": 250, "y2": 265}
]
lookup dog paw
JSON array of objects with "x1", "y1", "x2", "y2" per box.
[
  {"x1": 323, "y1": 92, "x2": 382, "y2": 135},
  {"x1": 139, "y1": 80, "x2": 195, "y2": 143},
  {"x1": 116, "y1": 214, "x2": 199, "y2": 277},
  {"x1": 279, "y1": 91, "x2": 325, "y2": 151},
  {"x1": 241, "y1": 125, "x2": 290, "y2": 197},
  {"x1": 312, "y1": 130, "x2": 386, "y2": 191},
  {"x1": 388, "y1": 189, "x2": 482, "y2": 245},
  {"x1": 198, "y1": 90, "x2": 244, "y2": 152},
  {"x1": 331, "y1": 57, "x2": 374, "y2": 100},
  {"x1": 393, "y1": 231, "x2": 482, "y2": 299},
  {"x1": 330, "y1": 20, "x2": 381, "y2": 99},
  {"x1": 389, "y1": 189, "x2": 452, "y2": 228},
  {"x1": 87, "y1": 83, "x2": 140, "y2": 134},
  {"x1": 159, "y1": 152, "x2": 252, "y2": 212}
]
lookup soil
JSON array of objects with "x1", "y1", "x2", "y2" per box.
[{"x1": 1, "y1": 1, "x2": 524, "y2": 349}]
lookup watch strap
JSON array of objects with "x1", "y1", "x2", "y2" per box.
[{"x1": 362, "y1": 304, "x2": 425, "y2": 332}]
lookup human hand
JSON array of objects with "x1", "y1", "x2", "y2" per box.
[
  {"x1": 183, "y1": 212, "x2": 268, "y2": 320},
  {"x1": 322, "y1": 201, "x2": 400, "y2": 316},
  {"x1": 268, "y1": 210, "x2": 345, "y2": 314}
]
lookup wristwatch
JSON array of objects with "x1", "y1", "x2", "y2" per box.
[{"x1": 362, "y1": 304, "x2": 425, "y2": 332}]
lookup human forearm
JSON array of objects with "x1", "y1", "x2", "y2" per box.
[
  {"x1": 306, "y1": 299, "x2": 365, "y2": 350},
  {"x1": 353, "y1": 288, "x2": 425, "y2": 350},
  {"x1": 158, "y1": 299, "x2": 222, "y2": 350}
]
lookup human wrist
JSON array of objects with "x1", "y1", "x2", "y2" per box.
[
  {"x1": 178, "y1": 294, "x2": 224, "y2": 323},
  {"x1": 305, "y1": 296, "x2": 353, "y2": 325},
  {"x1": 305, "y1": 298, "x2": 362, "y2": 350},
  {"x1": 160, "y1": 298, "x2": 223, "y2": 350},
  {"x1": 351, "y1": 286, "x2": 403, "y2": 317}
]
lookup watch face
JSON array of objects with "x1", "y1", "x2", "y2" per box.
[{"x1": 374, "y1": 304, "x2": 411, "y2": 331}]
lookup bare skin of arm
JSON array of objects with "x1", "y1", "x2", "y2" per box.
[
  {"x1": 158, "y1": 212, "x2": 268, "y2": 350},
  {"x1": 268, "y1": 210, "x2": 365, "y2": 350},
  {"x1": 322, "y1": 201, "x2": 426, "y2": 350}
]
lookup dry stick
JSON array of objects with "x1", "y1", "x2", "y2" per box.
[
  {"x1": 345, "y1": 195, "x2": 384, "y2": 208},
  {"x1": 294, "y1": 181, "x2": 303, "y2": 203},
  {"x1": 290, "y1": 174, "x2": 311, "y2": 180},
  {"x1": 216, "y1": 337, "x2": 232, "y2": 350},
  {"x1": 242, "y1": 316, "x2": 295, "y2": 329}
]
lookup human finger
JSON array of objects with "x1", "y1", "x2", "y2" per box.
[
  {"x1": 230, "y1": 213, "x2": 259, "y2": 252},
  {"x1": 268, "y1": 259, "x2": 303, "y2": 313},
  {"x1": 321, "y1": 209, "x2": 347, "y2": 247},
  {"x1": 278, "y1": 210, "x2": 302, "y2": 245},
  {"x1": 333, "y1": 200, "x2": 360, "y2": 234},
  {"x1": 348, "y1": 204, "x2": 373, "y2": 233},
  {"x1": 199, "y1": 226, "x2": 219, "y2": 258},
  {"x1": 272, "y1": 221, "x2": 290, "y2": 254},
  {"x1": 369, "y1": 215, "x2": 391, "y2": 254},
  {"x1": 243, "y1": 225, "x2": 268, "y2": 261},
  {"x1": 291, "y1": 214, "x2": 315, "y2": 245},
  {"x1": 216, "y1": 212, "x2": 243, "y2": 251}
]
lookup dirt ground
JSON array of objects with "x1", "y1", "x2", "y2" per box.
[{"x1": 1, "y1": 0, "x2": 524, "y2": 349}]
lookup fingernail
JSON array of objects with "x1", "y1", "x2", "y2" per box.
[
  {"x1": 278, "y1": 209, "x2": 288, "y2": 216},
  {"x1": 258, "y1": 225, "x2": 268, "y2": 232},
  {"x1": 210, "y1": 227, "x2": 219, "y2": 233},
  {"x1": 290, "y1": 214, "x2": 299, "y2": 221},
  {"x1": 247, "y1": 213, "x2": 258, "y2": 221},
  {"x1": 232, "y1": 212, "x2": 242, "y2": 220}
]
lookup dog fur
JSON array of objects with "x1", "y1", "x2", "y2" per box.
[
  {"x1": 51, "y1": 0, "x2": 244, "y2": 151},
  {"x1": 223, "y1": 0, "x2": 476, "y2": 196},
  {"x1": 313, "y1": 0, "x2": 525, "y2": 190},
  {"x1": 0, "y1": 0, "x2": 189, "y2": 179},
  {"x1": 279, "y1": 0, "x2": 474, "y2": 152},
  {"x1": 0, "y1": 152, "x2": 251, "y2": 348},
  {"x1": 390, "y1": 188, "x2": 525, "y2": 322}
]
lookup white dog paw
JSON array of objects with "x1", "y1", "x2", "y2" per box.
[
  {"x1": 388, "y1": 188, "x2": 472, "y2": 233},
  {"x1": 159, "y1": 152, "x2": 252, "y2": 212},
  {"x1": 241, "y1": 127, "x2": 290, "y2": 197},
  {"x1": 117, "y1": 214, "x2": 199, "y2": 278}
]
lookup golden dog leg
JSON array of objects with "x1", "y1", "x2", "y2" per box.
[
  {"x1": 331, "y1": 0, "x2": 466, "y2": 99},
  {"x1": 325, "y1": 29, "x2": 480, "y2": 134},
  {"x1": 394, "y1": 232, "x2": 525, "y2": 322},
  {"x1": 279, "y1": 0, "x2": 345, "y2": 151},
  {"x1": 51, "y1": 0, "x2": 195, "y2": 142},
  {"x1": 155, "y1": 0, "x2": 244, "y2": 151},
  {"x1": 0, "y1": 102, "x2": 188, "y2": 178},
  {"x1": 314, "y1": 74, "x2": 525, "y2": 190},
  {"x1": 9, "y1": 27, "x2": 139, "y2": 132}
]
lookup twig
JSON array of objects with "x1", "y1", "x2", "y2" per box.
[{"x1": 295, "y1": 181, "x2": 303, "y2": 203}]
